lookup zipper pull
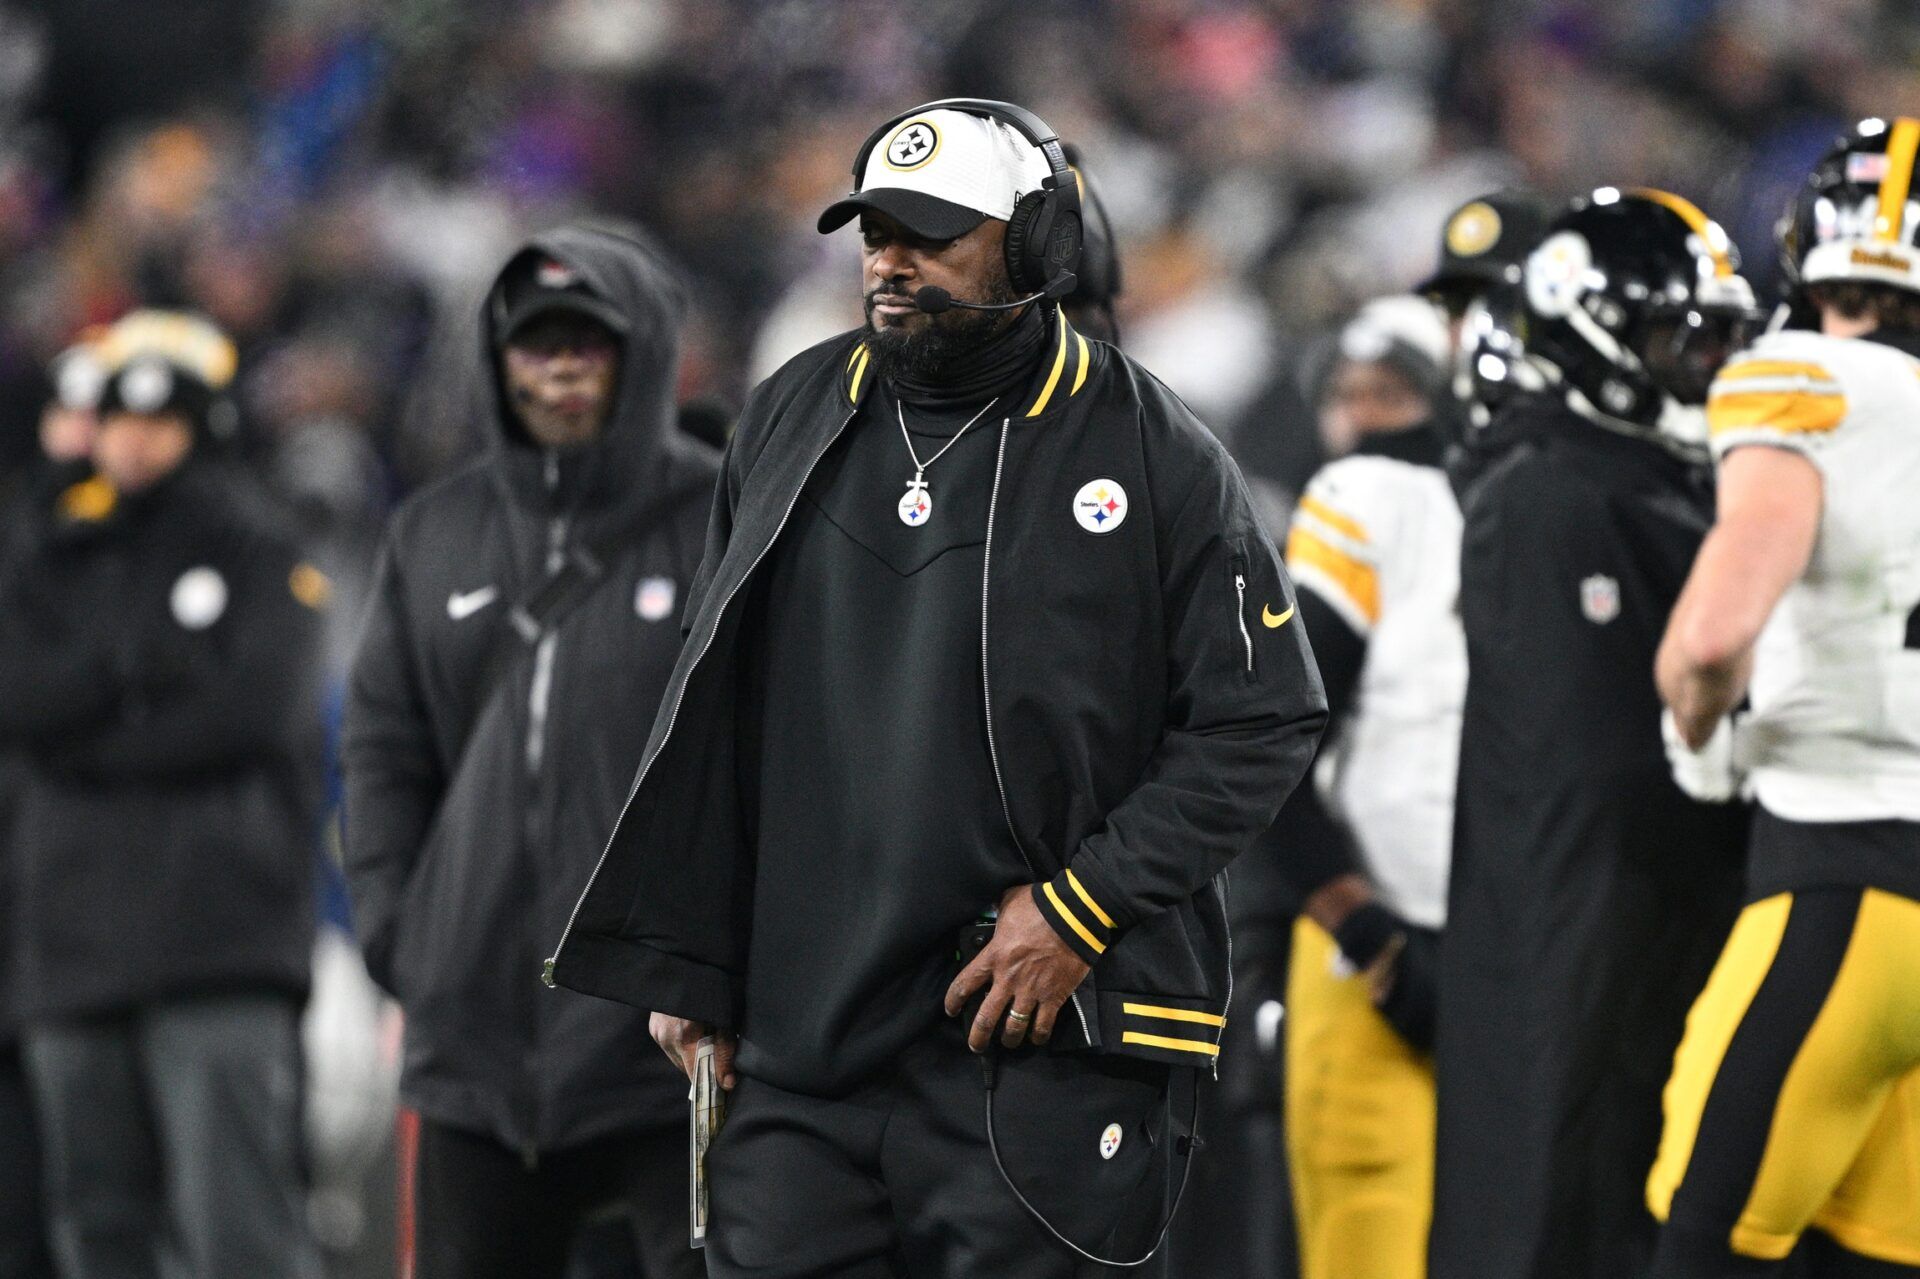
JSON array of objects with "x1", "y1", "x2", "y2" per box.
[
  {"x1": 541, "y1": 957, "x2": 558, "y2": 988},
  {"x1": 1233, "y1": 574, "x2": 1254, "y2": 673}
]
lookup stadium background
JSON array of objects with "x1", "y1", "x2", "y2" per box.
[{"x1": 3, "y1": 0, "x2": 1919, "y2": 1275}]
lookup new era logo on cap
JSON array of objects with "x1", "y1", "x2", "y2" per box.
[
  {"x1": 818, "y1": 108, "x2": 1053, "y2": 242},
  {"x1": 535, "y1": 258, "x2": 581, "y2": 289}
]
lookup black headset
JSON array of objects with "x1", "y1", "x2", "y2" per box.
[{"x1": 849, "y1": 98, "x2": 1084, "y2": 301}]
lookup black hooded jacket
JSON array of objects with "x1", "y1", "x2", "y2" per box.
[
  {"x1": 343, "y1": 224, "x2": 718, "y2": 1151},
  {"x1": 547, "y1": 311, "x2": 1328, "y2": 1071},
  {"x1": 0, "y1": 457, "x2": 325, "y2": 1019}
]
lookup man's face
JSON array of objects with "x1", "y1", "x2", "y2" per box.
[
  {"x1": 861, "y1": 212, "x2": 1019, "y2": 379},
  {"x1": 93, "y1": 411, "x2": 193, "y2": 493},
  {"x1": 501, "y1": 313, "x2": 621, "y2": 449},
  {"x1": 1319, "y1": 360, "x2": 1430, "y2": 455}
]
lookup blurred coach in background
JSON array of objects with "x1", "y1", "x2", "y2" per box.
[
  {"x1": 0, "y1": 312, "x2": 328, "y2": 1279},
  {"x1": 343, "y1": 221, "x2": 715, "y2": 1279}
]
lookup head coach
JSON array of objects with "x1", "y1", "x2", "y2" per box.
[{"x1": 546, "y1": 99, "x2": 1326, "y2": 1278}]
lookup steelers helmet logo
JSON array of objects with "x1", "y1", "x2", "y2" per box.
[
  {"x1": 884, "y1": 120, "x2": 939, "y2": 171},
  {"x1": 1525, "y1": 230, "x2": 1593, "y2": 319},
  {"x1": 1446, "y1": 202, "x2": 1503, "y2": 257},
  {"x1": 120, "y1": 359, "x2": 175, "y2": 414}
]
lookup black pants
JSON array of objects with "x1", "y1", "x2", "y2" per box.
[
  {"x1": 0, "y1": 1044, "x2": 52, "y2": 1279},
  {"x1": 706, "y1": 1017, "x2": 1181, "y2": 1279},
  {"x1": 413, "y1": 1120, "x2": 704, "y2": 1279}
]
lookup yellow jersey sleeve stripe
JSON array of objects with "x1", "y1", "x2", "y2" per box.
[
  {"x1": 1876, "y1": 117, "x2": 1920, "y2": 242},
  {"x1": 1286, "y1": 526, "x2": 1381, "y2": 623},
  {"x1": 1121, "y1": 1031, "x2": 1220, "y2": 1057},
  {"x1": 1122, "y1": 1002, "x2": 1227, "y2": 1027},
  {"x1": 1043, "y1": 881, "x2": 1106, "y2": 954},
  {"x1": 1707, "y1": 390, "x2": 1848, "y2": 437},
  {"x1": 1071, "y1": 332, "x2": 1090, "y2": 395},
  {"x1": 1296, "y1": 495, "x2": 1369, "y2": 544},
  {"x1": 1065, "y1": 870, "x2": 1114, "y2": 929},
  {"x1": 1027, "y1": 308, "x2": 1070, "y2": 417},
  {"x1": 847, "y1": 348, "x2": 871, "y2": 403},
  {"x1": 1630, "y1": 188, "x2": 1734, "y2": 276},
  {"x1": 1714, "y1": 360, "x2": 1838, "y2": 387}
]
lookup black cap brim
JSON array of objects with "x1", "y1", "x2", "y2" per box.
[
  {"x1": 817, "y1": 188, "x2": 987, "y2": 240},
  {"x1": 497, "y1": 294, "x2": 630, "y2": 346}
]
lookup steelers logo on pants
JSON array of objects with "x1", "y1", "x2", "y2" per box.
[{"x1": 1073, "y1": 479, "x2": 1128, "y2": 534}]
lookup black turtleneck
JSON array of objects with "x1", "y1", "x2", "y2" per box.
[
  {"x1": 888, "y1": 302, "x2": 1048, "y2": 411},
  {"x1": 733, "y1": 306, "x2": 1053, "y2": 1096}
]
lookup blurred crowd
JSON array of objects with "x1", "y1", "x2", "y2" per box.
[
  {"x1": 5, "y1": 1, "x2": 1920, "y2": 1276},
  {"x1": 4, "y1": 0, "x2": 1920, "y2": 674}
]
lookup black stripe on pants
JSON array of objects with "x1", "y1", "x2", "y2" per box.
[{"x1": 1650, "y1": 889, "x2": 1862, "y2": 1279}]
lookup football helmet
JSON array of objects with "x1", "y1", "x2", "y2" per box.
[
  {"x1": 1779, "y1": 116, "x2": 1920, "y2": 298},
  {"x1": 1523, "y1": 188, "x2": 1760, "y2": 454}
]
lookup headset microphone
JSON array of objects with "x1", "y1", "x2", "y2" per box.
[{"x1": 912, "y1": 280, "x2": 1073, "y2": 315}]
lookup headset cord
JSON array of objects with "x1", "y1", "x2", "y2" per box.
[{"x1": 979, "y1": 1051, "x2": 1203, "y2": 1268}]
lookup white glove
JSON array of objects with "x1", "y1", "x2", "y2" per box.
[{"x1": 1661, "y1": 708, "x2": 1748, "y2": 803}]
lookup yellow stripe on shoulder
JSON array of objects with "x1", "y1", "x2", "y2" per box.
[
  {"x1": 1285, "y1": 526, "x2": 1380, "y2": 623},
  {"x1": 1707, "y1": 389, "x2": 1848, "y2": 437},
  {"x1": 1296, "y1": 494, "x2": 1369, "y2": 544},
  {"x1": 847, "y1": 348, "x2": 871, "y2": 403}
]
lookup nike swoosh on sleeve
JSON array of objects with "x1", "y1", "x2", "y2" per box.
[
  {"x1": 1261, "y1": 603, "x2": 1294, "y2": 629},
  {"x1": 447, "y1": 586, "x2": 500, "y2": 621}
]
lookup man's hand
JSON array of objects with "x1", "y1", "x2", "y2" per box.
[
  {"x1": 649, "y1": 1012, "x2": 738, "y2": 1091},
  {"x1": 1662, "y1": 707, "x2": 1748, "y2": 803},
  {"x1": 943, "y1": 884, "x2": 1091, "y2": 1053}
]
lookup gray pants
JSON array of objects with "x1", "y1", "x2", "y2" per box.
[{"x1": 24, "y1": 994, "x2": 322, "y2": 1279}]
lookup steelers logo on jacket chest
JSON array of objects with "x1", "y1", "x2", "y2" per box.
[{"x1": 1072, "y1": 479, "x2": 1128, "y2": 534}]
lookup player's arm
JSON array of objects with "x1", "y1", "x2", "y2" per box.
[{"x1": 1656, "y1": 445, "x2": 1822, "y2": 746}]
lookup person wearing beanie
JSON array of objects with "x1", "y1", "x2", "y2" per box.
[
  {"x1": 0, "y1": 309, "x2": 328, "y2": 1278},
  {"x1": 342, "y1": 221, "x2": 714, "y2": 1279}
]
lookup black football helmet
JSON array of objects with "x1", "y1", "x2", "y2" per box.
[
  {"x1": 1523, "y1": 188, "x2": 1761, "y2": 454},
  {"x1": 1778, "y1": 116, "x2": 1920, "y2": 302}
]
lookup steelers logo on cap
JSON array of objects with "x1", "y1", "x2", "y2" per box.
[
  {"x1": 885, "y1": 120, "x2": 940, "y2": 172},
  {"x1": 1446, "y1": 202, "x2": 1503, "y2": 258},
  {"x1": 170, "y1": 566, "x2": 228, "y2": 630}
]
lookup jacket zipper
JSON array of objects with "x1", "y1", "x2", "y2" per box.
[
  {"x1": 525, "y1": 515, "x2": 567, "y2": 773},
  {"x1": 546, "y1": 410, "x2": 859, "y2": 987},
  {"x1": 981, "y1": 419, "x2": 1092, "y2": 1047},
  {"x1": 1233, "y1": 570, "x2": 1254, "y2": 674}
]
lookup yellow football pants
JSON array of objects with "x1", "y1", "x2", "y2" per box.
[
  {"x1": 1647, "y1": 888, "x2": 1920, "y2": 1266},
  {"x1": 1285, "y1": 916, "x2": 1434, "y2": 1279}
]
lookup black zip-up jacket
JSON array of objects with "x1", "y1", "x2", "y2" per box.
[
  {"x1": 343, "y1": 224, "x2": 717, "y2": 1152},
  {"x1": 0, "y1": 458, "x2": 325, "y2": 1020},
  {"x1": 548, "y1": 309, "x2": 1327, "y2": 1068}
]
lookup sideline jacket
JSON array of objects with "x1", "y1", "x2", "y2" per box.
[
  {"x1": 0, "y1": 458, "x2": 324, "y2": 1020},
  {"x1": 547, "y1": 309, "x2": 1328, "y2": 1069},
  {"x1": 343, "y1": 224, "x2": 718, "y2": 1152},
  {"x1": 1428, "y1": 397, "x2": 1749, "y2": 1279}
]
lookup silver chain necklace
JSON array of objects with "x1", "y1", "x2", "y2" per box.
[{"x1": 895, "y1": 396, "x2": 998, "y2": 527}]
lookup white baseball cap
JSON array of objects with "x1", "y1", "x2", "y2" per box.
[{"x1": 817, "y1": 107, "x2": 1055, "y2": 241}]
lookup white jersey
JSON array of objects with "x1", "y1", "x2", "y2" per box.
[
  {"x1": 1708, "y1": 329, "x2": 1920, "y2": 821},
  {"x1": 1285, "y1": 452, "x2": 1465, "y2": 928}
]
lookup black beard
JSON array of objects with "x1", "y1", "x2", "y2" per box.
[{"x1": 862, "y1": 275, "x2": 1020, "y2": 385}]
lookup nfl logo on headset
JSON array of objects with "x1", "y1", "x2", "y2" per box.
[{"x1": 1580, "y1": 574, "x2": 1621, "y2": 625}]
